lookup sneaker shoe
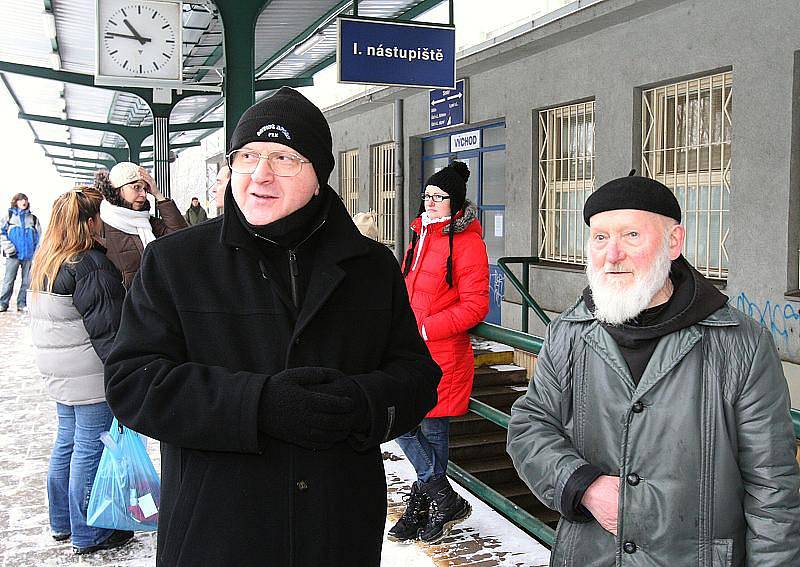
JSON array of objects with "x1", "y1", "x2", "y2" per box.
[
  {"x1": 73, "y1": 530, "x2": 134, "y2": 555},
  {"x1": 418, "y1": 475, "x2": 472, "y2": 544},
  {"x1": 387, "y1": 481, "x2": 429, "y2": 542},
  {"x1": 52, "y1": 532, "x2": 70, "y2": 542},
  {"x1": 0, "y1": 305, "x2": 7, "y2": 312},
  {"x1": 17, "y1": 306, "x2": 27, "y2": 313}
]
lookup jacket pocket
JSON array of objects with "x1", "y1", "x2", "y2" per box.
[
  {"x1": 161, "y1": 453, "x2": 210, "y2": 566},
  {"x1": 711, "y1": 538, "x2": 733, "y2": 567}
]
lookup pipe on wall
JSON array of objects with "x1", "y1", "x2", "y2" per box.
[{"x1": 393, "y1": 98, "x2": 405, "y2": 263}]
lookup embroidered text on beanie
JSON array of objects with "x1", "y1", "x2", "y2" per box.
[
  {"x1": 583, "y1": 175, "x2": 681, "y2": 225},
  {"x1": 228, "y1": 87, "x2": 335, "y2": 187},
  {"x1": 426, "y1": 161, "x2": 470, "y2": 214}
]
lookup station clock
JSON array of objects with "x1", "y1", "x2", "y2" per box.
[{"x1": 95, "y1": 0, "x2": 182, "y2": 87}]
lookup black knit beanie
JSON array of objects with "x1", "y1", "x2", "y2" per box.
[
  {"x1": 425, "y1": 160, "x2": 470, "y2": 214},
  {"x1": 228, "y1": 87, "x2": 335, "y2": 187},
  {"x1": 583, "y1": 173, "x2": 681, "y2": 225}
]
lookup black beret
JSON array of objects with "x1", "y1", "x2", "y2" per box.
[{"x1": 583, "y1": 175, "x2": 681, "y2": 225}]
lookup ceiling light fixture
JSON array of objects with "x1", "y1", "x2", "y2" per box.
[
  {"x1": 293, "y1": 32, "x2": 326, "y2": 56},
  {"x1": 42, "y1": 11, "x2": 57, "y2": 40}
]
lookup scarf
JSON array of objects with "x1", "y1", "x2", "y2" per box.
[
  {"x1": 100, "y1": 200, "x2": 157, "y2": 248},
  {"x1": 412, "y1": 211, "x2": 451, "y2": 271}
]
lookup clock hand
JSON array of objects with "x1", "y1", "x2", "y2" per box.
[
  {"x1": 122, "y1": 19, "x2": 151, "y2": 45},
  {"x1": 106, "y1": 32, "x2": 152, "y2": 43}
]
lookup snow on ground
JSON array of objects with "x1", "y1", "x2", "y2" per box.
[{"x1": 383, "y1": 442, "x2": 550, "y2": 567}]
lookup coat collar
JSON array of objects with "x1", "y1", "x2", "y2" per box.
[
  {"x1": 560, "y1": 297, "x2": 739, "y2": 327},
  {"x1": 410, "y1": 200, "x2": 479, "y2": 235}
]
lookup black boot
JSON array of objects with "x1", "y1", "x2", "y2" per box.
[
  {"x1": 418, "y1": 475, "x2": 471, "y2": 544},
  {"x1": 387, "y1": 481, "x2": 429, "y2": 542}
]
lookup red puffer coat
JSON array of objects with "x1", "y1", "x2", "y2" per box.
[{"x1": 405, "y1": 202, "x2": 489, "y2": 417}]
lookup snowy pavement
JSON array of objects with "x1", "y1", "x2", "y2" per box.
[{"x1": 0, "y1": 282, "x2": 549, "y2": 566}]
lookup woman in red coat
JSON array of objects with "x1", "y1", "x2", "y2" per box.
[{"x1": 389, "y1": 161, "x2": 489, "y2": 544}]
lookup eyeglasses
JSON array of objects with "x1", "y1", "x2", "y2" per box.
[
  {"x1": 122, "y1": 181, "x2": 148, "y2": 194},
  {"x1": 420, "y1": 192, "x2": 451, "y2": 203},
  {"x1": 227, "y1": 149, "x2": 310, "y2": 177}
]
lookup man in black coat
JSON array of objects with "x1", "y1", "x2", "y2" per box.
[{"x1": 104, "y1": 87, "x2": 441, "y2": 566}]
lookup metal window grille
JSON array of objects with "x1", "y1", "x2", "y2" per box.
[
  {"x1": 642, "y1": 72, "x2": 732, "y2": 279},
  {"x1": 370, "y1": 142, "x2": 396, "y2": 246},
  {"x1": 538, "y1": 101, "x2": 595, "y2": 264},
  {"x1": 339, "y1": 149, "x2": 359, "y2": 216}
]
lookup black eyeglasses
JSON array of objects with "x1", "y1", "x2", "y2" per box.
[{"x1": 420, "y1": 192, "x2": 451, "y2": 203}]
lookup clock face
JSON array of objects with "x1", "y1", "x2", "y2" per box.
[{"x1": 96, "y1": 0, "x2": 182, "y2": 84}]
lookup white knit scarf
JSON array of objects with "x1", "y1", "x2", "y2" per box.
[
  {"x1": 100, "y1": 200, "x2": 156, "y2": 248},
  {"x1": 412, "y1": 212, "x2": 451, "y2": 271}
]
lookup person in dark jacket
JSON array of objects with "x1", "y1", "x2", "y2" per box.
[
  {"x1": 94, "y1": 163, "x2": 187, "y2": 288},
  {"x1": 104, "y1": 87, "x2": 441, "y2": 567},
  {"x1": 507, "y1": 174, "x2": 800, "y2": 566},
  {"x1": 27, "y1": 187, "x2": 133, "y2": 555},
  {"x1": 184, "y1": 197, "x2": 208, "y2": 226},
  {"x1": 389, "y1": 161, "x2": 489, "y2": 544},
  {"x1": 1, "y1": 192, "x2": 40, "y2": 312}
]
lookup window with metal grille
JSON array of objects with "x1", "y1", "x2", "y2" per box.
[
  {"x1": 339, "y1": 149, "x2": 359, "y2": 215},
  {"x1": 537, "y1": 101, "x2": 595, "y2": 264},
  {"x1": 642, "y1": 72, "x2": 732, "y2": 279},
  {"x1": 370, "y1": 142, "x2": 396, "y2": 246}
]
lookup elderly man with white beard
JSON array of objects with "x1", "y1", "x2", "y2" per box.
[{"x1": 507, "y1": 173, "x2": 800, "y2": 567}]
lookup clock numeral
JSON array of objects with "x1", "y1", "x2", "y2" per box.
[
  {"x1": 109, "y1": 19, "x2": 117, "y2": 26},
  {"x1": 161, "y1": 24, "x2": 170, "y2": 29},
  {"x1": 137, "y1": 6, "x2": 141, "y2": 14},
  {"x1": 153, "y1": 62, "x2": 159, "y2": 70},
  {"x1": 165, "y1": 39, "x2": 175, "y2": 44},
  {"x1": 120, "y1": 8, "x2": 127, "y2": 17},
  {"x1": 109, "y1": 50, "x2": 118, "y2": 56},
  {"x1": 122, "y1": 60, "x2": 129, "y2": 69},
  {"x1": 162, "y1": 52, "x2": 171, "y2": 58}
]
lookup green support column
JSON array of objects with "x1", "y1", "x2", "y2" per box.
[{"x1": 216, "y1": 0, "x2": 271, "y2": 148}]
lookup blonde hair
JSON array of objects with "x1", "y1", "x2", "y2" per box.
[{"x1": 30, "y1": 187, "x2": 103, "y2": 294}]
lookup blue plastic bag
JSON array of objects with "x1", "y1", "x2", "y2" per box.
[{"x1": 87, "y1": 418, "x2": 161, "y2": 532}]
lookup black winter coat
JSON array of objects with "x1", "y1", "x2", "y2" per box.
[{"x1": 105, "y1": 191, "x2": 440, "y2": 566}]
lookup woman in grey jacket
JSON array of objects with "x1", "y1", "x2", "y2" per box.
[{"x1": 28, "y1": 188, "x2": 132, "y2": 555}]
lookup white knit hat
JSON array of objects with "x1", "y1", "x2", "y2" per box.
[{"x1": 108, "y1": 162, "x2": 142, "y2": 189}]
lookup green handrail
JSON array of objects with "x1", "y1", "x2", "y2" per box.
[
  {"x1": 447, "y1": 461, "x2": 555, "y2": 547},
  {"x1": 497, "y1": 256, "x2": 552, "y2": 333},
  {"x1": 792, "y1": 408, "x2": 800, "y2": 439},
  {"x1": 471, "y1": 322, "x2": 543, "y2": 354}
]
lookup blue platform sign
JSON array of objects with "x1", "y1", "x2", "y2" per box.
[
  {"x1": 430, "y1": 79, "x2": 466, "y2": 131},
  {"x1": 337, "y1": 16, "x2": 455, "y2": 89}
]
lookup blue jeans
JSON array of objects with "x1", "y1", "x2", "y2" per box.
[
  {"x1": 395, "y1": 417, "x2": 450, "y2": 484},
  {"x1": 48, "y1": 402, "x2": 114, "y2": 548},
  {"x1": 0, "y1": 257, "x2": 31, "y2": 309}
]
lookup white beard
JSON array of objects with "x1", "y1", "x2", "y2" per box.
[{"x1": 586, "y1": 239, "x2": 672, "y2": 326}]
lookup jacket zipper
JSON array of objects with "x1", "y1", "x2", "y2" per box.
[{"x1": 252, "y1": 219, "x2": 326, "y2": 309}]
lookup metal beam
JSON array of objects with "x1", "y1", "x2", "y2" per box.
[
  {"x1": 141, "y1": 141, "x2": 201, "y2": 152},
  {"x1": 0, "y1": 60, "x2": 210, "y2": 106},
  {"x1": 35, "y1": 139, "x2": 127, "y2": 163},
  {"x1": 254, "y1": 77, "x2": 314, "y2": 91},
  {"x1": 21, "y1": 112, "x2": 222, "y2": 136},
  {"x1": 54, "y1": 164, "x2": 98, "y2": 172},
  {"x1": 45, "y1": 153, "x2": 115, "y2": 169}
]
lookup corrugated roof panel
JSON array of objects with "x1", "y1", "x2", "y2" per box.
[
  {"x1": 52, "y1": 0, "x2": 96, "y2": 73},
  {"x1": 0, "y1": 0, "x2": 54, "y2": 69}
]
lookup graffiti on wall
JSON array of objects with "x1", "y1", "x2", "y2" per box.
[{"x1": 735, "y1": 292, "x2": 800, "y2": 352}]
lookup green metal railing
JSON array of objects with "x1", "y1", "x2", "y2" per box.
[
  {"x1": 496, "y1": 256, "x2": 552, "y2": 333},
  {"x1": 465, "y1": 321, "x2": 800, "y2": 549}
]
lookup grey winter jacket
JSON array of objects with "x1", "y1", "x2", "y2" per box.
[
  {"x1": 507, "y1": 299, "x2": 800, "y2": 567},
  {"x1": 28, "y1": 249, "x2": 125, "y2": 405}
]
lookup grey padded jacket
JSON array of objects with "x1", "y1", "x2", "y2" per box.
[{"x1": 507, "y1": 300, "x2": 800, "y2": 567}]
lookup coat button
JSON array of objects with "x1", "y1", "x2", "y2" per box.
[
  {"x1": 626, "y1": 473, "x2": 640, "y2": 486},
  {"x1": 632, "y1": 401, "x2": 644, "y2": 413},
  {"x1": 296, "y1": 480, "x2": 308, "y2": 491},
  {"x1": 623, "y1": 541, "x2": 637, "y2": 554},
  {"x1": 294, "y1": 337, "x2": 301, "y2": 345}
]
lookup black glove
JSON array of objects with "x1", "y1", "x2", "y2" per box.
[
  {"x1": 307, "y1": 376, "x2": 370, "y2": 434},
  {"x1": 258, "y1": 367, "x2": 354, "y2": 450}
]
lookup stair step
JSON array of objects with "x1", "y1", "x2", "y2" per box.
[
  {"x1": 473, "y1": 365, "x2": 529, "y2": 387},
  {"x1": 450, "y1": 412, "x2": 505, "y2": 436},
  {"x1": 472, "y1": 337, "x2": 515, "y2": 367},
  {"x1": 453, "y1": 455, "x2": 520, "y2": 485},
  {"x1": 470, "y1": 384, "x2": 528, "y2": 413},
  {"x1": 449, "y1": 430, "x2": 508, "y2": 460}
]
